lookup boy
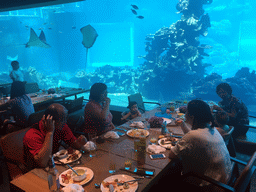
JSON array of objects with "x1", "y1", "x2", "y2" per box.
[
  {"x1": 121, "y1": 101, "x2": 142, "y2": 121},
  {"x1": 9, "y1": 61, "x2": 24, "y2": 82},
  {"x1": 214, "y1": 111, "x2": 230, "y2": 136}
]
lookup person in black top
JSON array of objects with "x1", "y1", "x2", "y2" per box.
[{"x1": 213, "y1": 83, "x2": 249, "y2": 138}]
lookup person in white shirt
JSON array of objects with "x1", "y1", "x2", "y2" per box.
[
  {"x1": 170, "y1": 99, "x2": 232, "y2": 191},
  {"x1": 9, "y1": 61, "x2": 24, "y2": 82}
]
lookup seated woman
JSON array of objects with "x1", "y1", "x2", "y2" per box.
[
  {"x1": 121, "y1": 101, "x2": 142, "y2": 122},
  {"x1": 214, "y1": 111, "x2": 230, "y2": 136},
  {"x1": 83, "y1": 83, "x2": 115, "y2": 136},
  {"x1": 0, "y1": 81, "x2": 35, "y2": 133},
  {"x1": 170, "y1": 100, "x2": 232, "y2": 190},
  {"x1": 213, "y1": 83, "x2": 249, "y2": 138}
]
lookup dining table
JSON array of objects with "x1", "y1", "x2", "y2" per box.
[
  {"x1": 0, "y1": 87, "x2": 90, "y2": 112},
  {"x1": 10, "y1": 104, "x2": 186, "y2": 192}
]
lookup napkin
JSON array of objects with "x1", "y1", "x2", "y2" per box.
[
  {"x1": 104, "y1": 131, "x2": 120, "y2": 139},
  {"x1": 83, "y1": 141, "x2": 97, "y2": 152},
  {"x1": 61, "y1": 184, "x2": 84, "y2": 192},
  {"x1": 147, "y1": 144, "x2": 166, "y2": 154},
  {"x1": 130, "y1": 121, "x2": 145, "y2": 129}
]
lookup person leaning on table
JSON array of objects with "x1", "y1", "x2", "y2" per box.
[
  {"x1": 169, "y1": 99, "x2": 232, "y2": 191},
  {"x1": 23, "y1": 103, "x2": 87, "y2": 169},
  {"x1": 83, "y1": 83, "x2": 115, "y2": 136}
]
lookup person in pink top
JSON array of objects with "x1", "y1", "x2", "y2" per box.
[{"x1": 83, "y1": 83, "x2": 115, "y2": 136}]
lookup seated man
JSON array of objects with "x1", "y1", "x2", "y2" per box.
[{"x1": 23, "y1": 103, "x2": 87, "y2": 169}]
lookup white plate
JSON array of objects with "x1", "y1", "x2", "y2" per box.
[
  {"x1": 158, "y1": 137, "x2": 178, "y2": 149},
  {"x1": 54, "y1": 150, "x2": 82, "y2": 164},
  {"x1": 59, "y1": 167, "x2": 94, "y2": 187},
  {"x1": 100, "y1": 174, "x2": 138, "y2": 192},
  {"x1": 126, "y1": 129, "x2": 149, "y2": 138}
]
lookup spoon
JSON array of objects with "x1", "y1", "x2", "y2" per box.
[
  {"x1": 66, "y1": 164, "x2": 79, "y2": 176},
  {"x1": 95, "y1": 183, "x2": 100, "y2": 188}
]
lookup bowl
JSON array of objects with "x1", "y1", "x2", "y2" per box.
[
  {"x1": 56, "y1": 149, "x2": 68, "y2": 159},
  {"x1": 72, "y1": 169, "x2": 87, "y2": 182}
]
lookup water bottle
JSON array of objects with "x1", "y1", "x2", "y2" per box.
[
  {"x1": 161, "y1": 121, "x2": 168, "y2": 135},
  {"x1": 48, "y1": 156, "x2": 60, "y2": 192}
]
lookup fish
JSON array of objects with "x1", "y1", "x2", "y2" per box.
[
  {"x1": 72, "y1": 26, "x2": 76, "y2": 29},
  {"x1": 7, "y1": 55, "x2": 18, "y2": 61},
  {"x1": 137, "y1": 16, "x2": 144, "y2": 19},
  {"x1": 48, "y1": 27, "x2": 52, "y2": 30},
  {"x1": 80, "y1": 24, "x2": 98, "y2": 70},
  {"x1": 25, "y1": 28, "x2": 51, "y2": 48},
  {"x1": 131, "y1": 4, "x2": 139, "y2": 10},
  {"x1": 131, "y1": 9, "x2": 137, "y2": 15}
]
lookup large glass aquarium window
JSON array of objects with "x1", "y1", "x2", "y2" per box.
[{"x1": 0, "y1": 0, "x2": 256, "y2": 108}]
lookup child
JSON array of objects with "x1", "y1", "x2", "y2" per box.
[
  {"x1": 214, "y1": 111, "x2": 230, "y2": 136},
  {"x1": 121, "y1": 101, "x2": 142, "y2": 121},
  {"x1": 9, "y1": 61, "x2": 24, "y2": 82}
]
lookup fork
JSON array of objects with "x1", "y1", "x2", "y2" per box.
[{"x1": 117, "y1": 178, "x2": 142, "y2": 186}]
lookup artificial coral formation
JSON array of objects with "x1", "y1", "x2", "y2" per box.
[{"x1": 138, "y1": 0, "x2": 213, "y2": 101}]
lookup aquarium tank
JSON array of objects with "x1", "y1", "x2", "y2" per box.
[{"x1": 0, "y1": 0, "x2": 256, "y2": 112}]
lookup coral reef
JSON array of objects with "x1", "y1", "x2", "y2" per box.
[
  {"x1": 138, "y1": 0, "x2": 213, "y2": 101},
  {"x1": 192, "y1": 68, "x2": 256, "y2": 105}
]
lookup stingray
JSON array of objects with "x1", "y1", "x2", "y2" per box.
[
  {"x1": 80, "y1": 24, "x2": 98, "y2": 70},
  {"x1": 25, "y1": 28, "x2": 51, "y2": 48}
]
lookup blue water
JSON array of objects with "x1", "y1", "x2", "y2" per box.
[{"x1": 0, "y1": 0, "x2": 256, "y2": 113}]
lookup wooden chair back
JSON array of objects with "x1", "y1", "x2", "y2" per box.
[
  {"x1": 65, "y1": 96, "x2": 84, "y2": 113},
  {"x1": 0, "y1": 128, "x2": 30, "y2": 180},
  {"x1": 25, "y1": 82, "x2": 40, "y2": 94}
]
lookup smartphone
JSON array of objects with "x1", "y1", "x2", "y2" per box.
[
  {"x1": 116, "y1": 131, "x2": 125, "y2": 136},
  {"x1": 149, "y1": 154, "x2": 166, "y2": 160},
  {"x1": 133, "y1": 167, "x2": 155, "y2": 176}
]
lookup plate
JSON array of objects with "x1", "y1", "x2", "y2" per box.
[
  {"x1": 54, "y1": 150, "x2": 82, "y2": 164},
  {"x1": 158, "y1": 137, "x2": 178, "y2": 149},
  {"x1": 100, "y1": 174, "x2": 138, "y2": 192},
  {"x1": 59, "y1": 167, "x2": 94, "y2": 187},
  {"x1": 127, "y1": 129, "x2": 149, "y2": 138}
]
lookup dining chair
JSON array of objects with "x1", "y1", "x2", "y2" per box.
[
  {"x1": 25, "y1": 82, "x2": 40, "y2": 94},
  {"x1": 27, "y1": 110, "x2": 45, "y2": 126},
  {"x1": 0, "y1": 128, "x2": 30, "y2": 180},
  {"x1": 128, "y1": 93, "x2": 161, "y2": 113},
  {"x1": 181, "y1": 151, "x2": 256, "y2": 192},
  {"x1": 64, "y1": 96, "x2": 85, "y2": 114}
]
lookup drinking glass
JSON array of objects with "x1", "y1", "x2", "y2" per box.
[
  {"x1": 124, "y1": 148, "x2": 133, "y2": 170},
  {"x1": 88, "y1": 133, "x2": 97, "y2": 157},
  {"x1": 108, "y1": 152, "x2": 116, "y2": 174},
  {"x1": 134, "y1": 138, "x2": 140, "y2": 152}
]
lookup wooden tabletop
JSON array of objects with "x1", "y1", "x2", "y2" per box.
[{"x1": 10, "y1": 106, "x2": 184, "y2": 192}]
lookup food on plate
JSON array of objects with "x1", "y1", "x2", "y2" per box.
[
  {"x1": 67, "y1": 153, "x2": 79, "y2": 161},
  {"x1": 61, "y1": 171, "x2": 72, "y2": 184},
  {"x1": 128, "y1": 129, "x2": 147, "y2": 137},
  {"x1": 160, "y1": 137, "x2": 178, "y2": 146},
  {"x1": 158, "y1": 135, "x2": 165, "y2": 139},
  {"x1": 102, "y1": 179, "x2": 131, "y2": 189}
]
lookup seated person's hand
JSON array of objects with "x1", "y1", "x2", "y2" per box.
[
  {"x1": 175, "y1": 118, "x2": 184, "y2": 126},
  {"x1": 212, "y1": 105, "x2": 222, "y2": 110},
  {"x1": 42, "y1": 114, "x2": 55, "y2": 133}
]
